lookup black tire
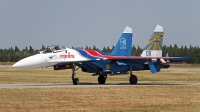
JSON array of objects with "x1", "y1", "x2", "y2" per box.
[
  {"x1": 98, "y1": 75, "x2": 106, "y2": 84},
  {"x1": 129, "y1": 75, "x2": 138, "y2": 84},
  {"x1": 73, "y1": 78, "x2": 79, "y2": 85}
]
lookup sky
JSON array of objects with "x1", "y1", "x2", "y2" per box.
[{"x1": 0, "y1": 0, "x2": 200, "y2": 50}]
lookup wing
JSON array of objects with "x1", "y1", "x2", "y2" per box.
[
  {"x1": 103, "y1": 56, "x2": 193, "y2": 61},
  {"x1": 83, "y1": 49, "x2": 193, "y2": 62}
]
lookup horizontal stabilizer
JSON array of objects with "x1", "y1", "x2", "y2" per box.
[
  {"x1": 148, "y1": 63, "x2": 160, "y2": 74},
  {"x1": 171, "y1": 57, "x2": 193, "y2": 61}
]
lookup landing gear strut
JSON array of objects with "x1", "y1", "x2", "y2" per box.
[
  {"x1": 98, "y1": 75, "x2": 107, "y2": 84},
  {"x1": 129, "y1": 66, "x2": 138, "y2": 84},
  {"x1": 72, "y1": 64, "x2": 79, "y2": 85}
]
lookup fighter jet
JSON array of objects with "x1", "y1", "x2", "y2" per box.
[{"x1": 12, "y1": 25, "x2": 192, "y2": 85}]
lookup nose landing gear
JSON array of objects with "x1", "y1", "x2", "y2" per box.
[{"x1": 72, "y1": 64, "x2": 79, "y2": 85}]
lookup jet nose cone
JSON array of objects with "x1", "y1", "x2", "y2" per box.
[{"x1": 12, "y1": 54, "x2": 46, "y2": 69}]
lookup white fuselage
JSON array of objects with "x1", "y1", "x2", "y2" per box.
[{"x1": 12, "y1": 49, "x2": 89, "y2": 69}]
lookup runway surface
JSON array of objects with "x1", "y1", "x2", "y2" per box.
[
  {"x1": 0, "y1": 65, "x2": 199, "y2": 88},
  {"x1": 0, "y1": 65, "x2": 11, "y2": 68},
  {"x1": 0, "y1": 82, "x2": 200, "y2": 88}
]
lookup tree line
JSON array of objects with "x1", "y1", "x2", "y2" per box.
[{"x1": 0, "y1": 44, "x2": 199, "y2": 63}]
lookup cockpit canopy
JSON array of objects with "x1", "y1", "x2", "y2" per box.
[{"x1": 41, "y1": 45, "x2": 67, "y2": 54}]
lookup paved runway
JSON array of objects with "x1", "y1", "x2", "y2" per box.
[{"x1": 0, "y1": 82, "x2": 200, "y2": 88}]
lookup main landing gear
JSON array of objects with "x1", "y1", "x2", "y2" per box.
[
  {"x1": 71, "y1": 64, "x2": 138, "y2": 85},
  {"x1": 71, "y1": 64, "x2": 108, "y2": 85},
  {"x1": 98, "y1": 75, "x2": 107, "y2": 84},
  {"x1": 72, "y1": 64, "x2": 79, "y2": 85},
  {"x1": 129, "y1": 74, "x2": 137, "y2": 84},
  {"x1": 129, "y1": 66, "x2": 138, "y2": 84}
]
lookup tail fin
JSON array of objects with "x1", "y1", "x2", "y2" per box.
[
  {"x1": 166, "y1": 53, "x2": 170, "y2": 62},
  {"x1": 166, "y1": 53, "x2": 169, "y2": 57},
  {"x1": 141, "y1": 25, "x2": 164, "y2": 57},
  {"x1": 111, "y1": 26, "x2": 132, "y2": 56}
]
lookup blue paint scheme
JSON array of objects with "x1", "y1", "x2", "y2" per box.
[
  {"x1": 171, "y1": 57, "x2": 193, "y2": 61},
  {"x1": 116, "y1": 60, "x2": 146, "y2": 66},
  {"x1": 48, "y1": 56, "x2": 53, "y2": 59},
  {"x1": 79, "y1": 60, "x2": 145, "y2": 74},
  {"x1": 166, "y1": 53, "x2": 169, "y2": 57},
  {"x1": 76, "y1": 49, "x2": 101, "y2": 60},
  {"x1": 111, "y1": 33, "x2": 132, "y2": 56},
  {"x1": 143, "y1": 31, "x2": 164, "y2": 51},
  {"x1": 150, "y1": 43, "x2": 155, "y2": 50},
  {"x1": 146, "y1": 51, "x2": 151, "y2": 56},
  {"x1": 99, "y1": 52, "x2": 111, "y2": 55},
  {"x1": 143, "y1": 44, "x2": 150, "y2": 50},
  {"x1": 51, "y1": 26, "x2": 192, "y2": 76},
  {"x1": 81, "y1": 62, "x2": 99, "y2": 73},
  {"x1": 148, "y1": 63, "x2": 160, "y2": 74},
  {"x1": 155, "y1": 64, "x2": 161, "y2": 72}
]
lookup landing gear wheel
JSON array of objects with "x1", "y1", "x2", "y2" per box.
[
  {"x1": 73, "y1": 78, "x2": 79, "y2": 85},
  {"x1": 129, "y1": 75, "x2": 138, "y2": 84},
  {"x1": 98, "y1": 75, "x2": 106, "y2": 84},
  {"x1": 71, "y1": 64, "x2": 80, "y2": 85}
]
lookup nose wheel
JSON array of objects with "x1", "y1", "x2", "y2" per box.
[{"x1": 72, "y1": 78, "x2": 79, "y2": 85}]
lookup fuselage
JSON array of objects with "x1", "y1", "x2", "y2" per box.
[
  {"x1": 12, "y1": 48, "x2": 90, "y2": 69},
  {"x1": 12, "y1": 45, "x2": 171, "y2": 75}
]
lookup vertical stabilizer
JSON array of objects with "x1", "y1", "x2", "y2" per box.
[
  {"x1": 111, "y1": 26, "x2": 132, "y2": 56},
  {"x1": 141, "y1": 25, "x2": 164, "y2": 57},
  {"x1": 166, "y1": 53, "x2": 170, "y2": 62}
]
